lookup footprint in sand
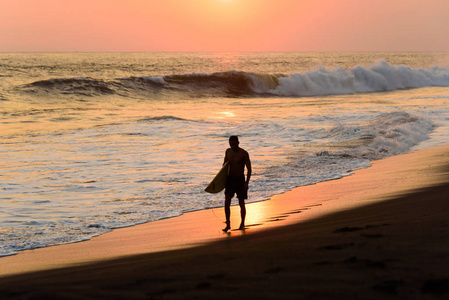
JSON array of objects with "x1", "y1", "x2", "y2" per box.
[
  {"x1": 333, "y1": 223, "x2": 391, "y2": 234},
  {"x1": 318, "y1": 243, "x2": 355, "y2": 250},
  {"x1": 373, "y1": 280, "x2": 404, "y2": 294}
]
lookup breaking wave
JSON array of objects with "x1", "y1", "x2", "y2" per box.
[
  {"x1": 270, "y1": 61, "x2": 449, "y2": 97},
  {"x1": 21, "y1": 61, "x2": 449, "y2": 98}
]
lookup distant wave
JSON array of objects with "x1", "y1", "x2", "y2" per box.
[
  {"x1": 0, "y1": 92, "x2": 8, "y2": 101},
  {"x1": 137, "y1": 116, "x2": 191, "y2": 122},
  {"x1": 21, "y1": 61, "x2": 449, "y2": 99},
  {"x1": 26, "y1": 77, "x2": 116, "y2": 96}
]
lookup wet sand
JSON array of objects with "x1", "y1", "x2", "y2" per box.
[{"x1": 0, "y1": 146, "x2": 449, "y2": 299}]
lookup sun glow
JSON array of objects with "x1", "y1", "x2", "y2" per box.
[
  {"x1": 212, "y1": 111, "x2": 236, "y2": 120},
  {"x1": 2, "y1": 0, "x2": 447, "y2": 52}
]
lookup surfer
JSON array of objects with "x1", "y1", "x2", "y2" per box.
[{"x1": 223, "y1": 135, "x2": 252, "y2": 232}]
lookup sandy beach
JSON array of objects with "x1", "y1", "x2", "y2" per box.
[{"x1": 1, "y1": 145, "x2": 449, "y2": 299}]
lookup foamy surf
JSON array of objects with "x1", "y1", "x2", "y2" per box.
[{"x1": 267, "y1": 61, "x2": 449, "y2": 96}]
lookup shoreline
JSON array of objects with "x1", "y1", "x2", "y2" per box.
[
  {"x1": 0, "y1": 145, "x2": 448, "y2": 279},
  {"x1": 0, "y1": 145, "x2": 448, "y2": 298}
]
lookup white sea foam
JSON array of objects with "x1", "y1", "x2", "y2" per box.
[
  {"x1": 266, "y1": 61, "x2": 449, "y2": 97},
  {"x1": 318, "y1": 112, "x2": 435, "y2": 159}
]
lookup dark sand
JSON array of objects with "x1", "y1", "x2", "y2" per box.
[{"x1": 1, "y1": 146, "x2": 449, "y2": 299}]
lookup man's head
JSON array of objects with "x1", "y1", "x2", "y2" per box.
[{"x1": 229, "y1": 135, "x2": 239, "y2": 150}]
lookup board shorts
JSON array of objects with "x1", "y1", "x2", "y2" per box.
[{"x1": 225, "y1": 176, "x2": 247, "y2": 200}]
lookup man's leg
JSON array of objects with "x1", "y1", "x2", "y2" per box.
[
  {"x1": 238, "y1": 198, "x2": 246, "y2": 230},
  {"x1": 223, "y1": 194, "x2": 232, "y2": 232}
]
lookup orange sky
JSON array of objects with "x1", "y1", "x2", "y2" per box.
[{"x1": 1, "y1": 0, "x2": 449, "y2": 52}]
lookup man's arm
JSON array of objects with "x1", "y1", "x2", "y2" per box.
[
  {"x1": 245, "y1": 151, "x2": 252, "y2": 184},
  {"x1": 223, "y1": 149, "x2": 229, "y2": 165}
]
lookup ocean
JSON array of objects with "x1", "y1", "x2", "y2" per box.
[{"x1": 1, "y1": 52, "x2": 449, "y2": 257}]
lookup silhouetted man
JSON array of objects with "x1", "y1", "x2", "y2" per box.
[{"x1": 223, "y1": 136, "x2": 252, "y2": 232}]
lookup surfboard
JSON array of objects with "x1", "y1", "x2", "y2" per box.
[{"x1": 205, "y1": 162, "x2": 229, "y2": 193}]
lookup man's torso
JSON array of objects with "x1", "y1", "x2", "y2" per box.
[{"x1": 226, "y1": 148, "x2": 247, "y2": 178}]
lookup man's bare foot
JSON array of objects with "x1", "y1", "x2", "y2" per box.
[
  {"x1": 222, "y1": 222, "x2": 231, "y2": 232},
  {"x1": 238, "y1": 224, "x2": 245, "y2": 230}
]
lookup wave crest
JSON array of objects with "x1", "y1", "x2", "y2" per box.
[
  {"x1": 20, "y1": 61, "x2": 449, "y2": 98},
  {"x1": 270, "y1": 60, "x2": 449, "y2": 96}
]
